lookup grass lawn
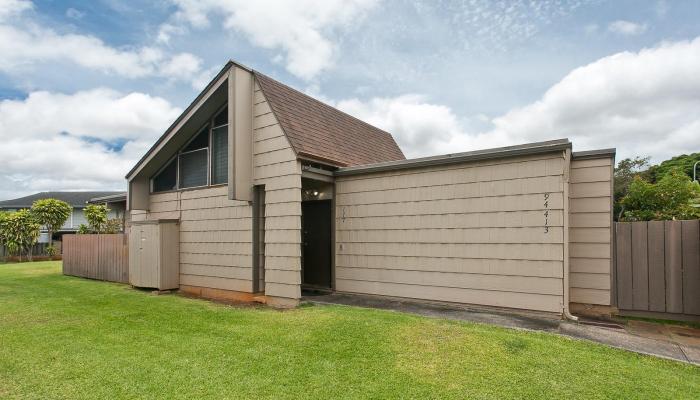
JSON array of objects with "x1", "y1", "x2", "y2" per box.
[{"x1": 1, "y1": 262, "x2": 698, "y2": 399}]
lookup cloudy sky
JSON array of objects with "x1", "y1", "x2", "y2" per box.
[{"x1": 1, "y1": 0, "x2": 699, "y2": 199}]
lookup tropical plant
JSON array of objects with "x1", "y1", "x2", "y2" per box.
[
  {"x1": 45, "y1": 245, "x2": 58, "y2": 257},
  {"x1": 30, "y1": 198, "x2": 71, "y2": 248},
  {"x1": 0, "y1": 210, "x2": 41, "y2": 261},
  {"x1": 83, "y1": 204, "x2": 109, "y2": 233},
  {"x1": 621, "y1": 168, "x2": 700, "y2": 221},
  {"x1": 102, "y1": 218, "x2": 123, "y2": 234}
]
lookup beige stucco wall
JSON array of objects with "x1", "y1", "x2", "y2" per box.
[
  {"x1": 569, "y1": 157, "x2": 614, "y2": 305},
  {"x1": 335, "y1": 152, "x2": 568, "y2": 313},
  {"x1": 130, "y1": 75, "x2": 302, "y2": 301}
]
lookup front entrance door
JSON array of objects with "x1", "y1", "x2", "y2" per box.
[{"x1": 302, "y1": 200, "x2": 332, "y2": 289}]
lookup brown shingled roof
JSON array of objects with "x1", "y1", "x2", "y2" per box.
[{"x1": 253, "y1": 71, "x2": 405, "y2": 167}]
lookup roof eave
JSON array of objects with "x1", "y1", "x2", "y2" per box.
[
  {"x1": 334, "y1": 139, "x2": 572, "y2": 176},
  {"x1": 125, "y1": 61, "x2": 234, "y2": 180}
]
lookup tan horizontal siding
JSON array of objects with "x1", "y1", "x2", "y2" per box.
[
  {"x1": 180, "y1": 274, "x2": 250, "y2": 292},
  {"x1": 140, "y1": 185, "x2": 254, "y2": 293},
  {"x1": 568, "y1": 158, "x2": 613, "y2": 305},
  {"x1": 337, "y1": 227, "x2": 563, "y2": 244},
  {"x1": 337, "y1": 267, "x2": 563, "y2": 295},
  {"x1": 252, "y1": 81, "x2": 302, "y2": 300},
  {"x1": 336, "y1": 152, "x2": 566, "y2": 313},
  {"x1": 570, "y1": 287, "x2": 610, "y2": 305},
  {"x1": 337, "y1": 192, "x2": 564, "y2": 218},
  {"x1": 336, "y1": 255, "x2": 563, "y2": 278},
  {"x1": 338, "y1": 210, "x2": 564, "y2": 230},
  {"x1": 336, "y1": 279, "x2": 563, "y2": 313},
  {"x1": 338, "y1": 242, "x2": 564, "y2": 260}
]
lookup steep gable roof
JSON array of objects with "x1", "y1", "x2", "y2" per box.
[
  {"x1": 0, "y1": 191, "x2": 123, "y2": 208},
  {"x1": 254, "y1": 72, "x2": 405, "y2": 167}
]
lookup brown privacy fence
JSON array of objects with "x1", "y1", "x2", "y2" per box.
[
  {"x1": 615, "y1": 220, "x2": 700, "y2": 320},
  {"x1": 62, "y1": 234, "x2": 129, "y2": 283}
]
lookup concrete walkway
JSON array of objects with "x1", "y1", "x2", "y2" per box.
[{"x1": 304, "y1": 292, "x2": 700, "y2": 365}]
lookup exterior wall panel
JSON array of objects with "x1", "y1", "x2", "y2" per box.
[
  {"x1": 569, "y1": 157, "x2": 614, "y2": 305},
  {"x1": 335, "y1": 152, "x2": 567, "y2": 313},
  {"x1": 252, "y1": 81, "x2": 302, "y2": 300}
]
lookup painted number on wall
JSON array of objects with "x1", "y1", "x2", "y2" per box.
[{"x1": 543, "y1": 192, "x2": 550, "y2": 233}]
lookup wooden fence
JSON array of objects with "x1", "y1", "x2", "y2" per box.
[
  {"x1": 62, "y1": 234, "x2": 129, "y2": 283},
  {"x1": 615, "y1": 220, "x2": 700, "y2": 320}
]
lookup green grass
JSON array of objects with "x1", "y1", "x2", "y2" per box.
[{"x1": 1, "y1": 262, "x2": 698, "y2": 399}]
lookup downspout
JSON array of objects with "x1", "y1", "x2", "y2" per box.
[{"x1": 562, "y1": 148, "x2": 579, "y2": 322}]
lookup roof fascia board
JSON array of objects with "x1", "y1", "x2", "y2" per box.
[
  {"x1": 571, "y1": 148, "x2": 617, "y2": 160},
  {"x1": 126, "y1": 61, "x2": 234, "y2": 180},
  {"x1": 335, "y1": 139, "x2": 572, "y2": 176}
]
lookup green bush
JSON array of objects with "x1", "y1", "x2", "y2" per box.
[
  {"x1": 621, "y1": 168, "x2": 700, "y2": 221},
  {"x1": 0, "y1": 210, "x2": 41, "y2": 261}
]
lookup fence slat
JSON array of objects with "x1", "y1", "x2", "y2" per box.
[
  {"x1": 616, "y1": 223, "x2": 633, "y2": 309},
  {"x1": 664, "y1": 221, "x2": 683, "y2": 314},
  {"x1": 62, "y1": 234, "x2": 128, "y2": 283},
  {"x1": 631, "y1": 222, "x2": 649, "y2": 310},
  {"x1": 647, "y1": 221, "x2": 666, "y2": 312},
  {"x1": 682, "y1": 220, "x2": 700, "y2": 315}
]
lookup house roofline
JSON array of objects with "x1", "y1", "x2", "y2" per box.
[
  {"x1": 89, "y1": 193, "x2": 127, "y2": 203},
  {"x1": 571, "y1": 148, "x2": 616, "y2": 160},
  {"x1": 125, "y1": 60, "x2": 249, "y2": 180},
  {"x1": 334, "y1": 139, "x2": 572, "y2": 176}
]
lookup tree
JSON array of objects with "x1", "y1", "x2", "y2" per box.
[
  {"x1": 614, "y1": 156, "x2": 651, "y2": 219},
  {"x1": 81, "y1": 204, "x2": 109, "y2": 234},
  {"x1": 0, "y1": 211, "x2": 9, "y2": 260},
  {"x1": 0, "y1": 210, "x2": 40, "y2": 261},
  {"x1": 30, "y1": 198, "x2": 71, "y2": 250},
  {"x1": 621, "y1": 168, "x2": 700, "y2": 221},
  {"x1": 647, "y1": 152, "x2": 700, "y2": 182}
]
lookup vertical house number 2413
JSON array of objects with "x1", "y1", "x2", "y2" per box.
[{"x1": 543, "y1": 192, "x2": 550, "y2": 233}]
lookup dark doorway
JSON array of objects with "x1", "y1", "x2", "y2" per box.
[{"x1": 302, "y1": 200, "x2": 332, "y2": 289}]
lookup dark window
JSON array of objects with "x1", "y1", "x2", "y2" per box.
[
  {"x1": 213, "y1": 107, "x2": 227, "y2": 127},
  {"x1": 211, "y1": 126, "x2": 228, "y2": 184},
  {"x1": 179, "y1": 149, "x2": 208, "y2": 188},
  {"x1": 152, "y1": 158, "x2": 177, "y2": 192},
  {"x1": 182, "y1": 126, "x2": 209, "y2": 152},
  {"x1": 150, "y1": 104, "x2": 229, "y2": 192}
]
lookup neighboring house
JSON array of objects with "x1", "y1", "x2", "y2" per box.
[
  {"x1": 127, "y1": 60, "x2": 615, "y2": 316},
  {"x1": 89, "y1": 192, "x2": 129, "y2": 230},
  {"x1": 0, "y1": 191, "x2": 123, "y2": 242}
]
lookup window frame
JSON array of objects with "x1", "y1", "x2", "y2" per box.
[{"x1": 150, "y1": 103, "x2": 229, "y2": 193}]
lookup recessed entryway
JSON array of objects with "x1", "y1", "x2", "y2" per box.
[{"x1": 301, "y1": 178, "x2": 334, "y2": 291}]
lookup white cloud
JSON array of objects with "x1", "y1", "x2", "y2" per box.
[
  {"x1": 162, "y1": 0, "x2": 378, "y2": 80},
  {"x1": 0, "y1": 0, "x2": 32, "y2": 22},
  {"x1": 488, "y1": 37, "x2": 700, "y2": 161},
  {"x1": 0, "y1": 2, "x2": 205, "y2": 86},
  {"x1": 0, "y1": 89, "x2": 181, "y2": 199},
  {"x1": 337, "y1": 95, "x2": 477, "y2": 158},
  {"x1": 65, "y1": 7, "x2": 85, "y2": 20},
  {"x1": 336, "y1": 37, "x2": 700, "y2": 163},
  {"x1": 608, "y1": 20, "x2": 648, "y2": 36}
]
